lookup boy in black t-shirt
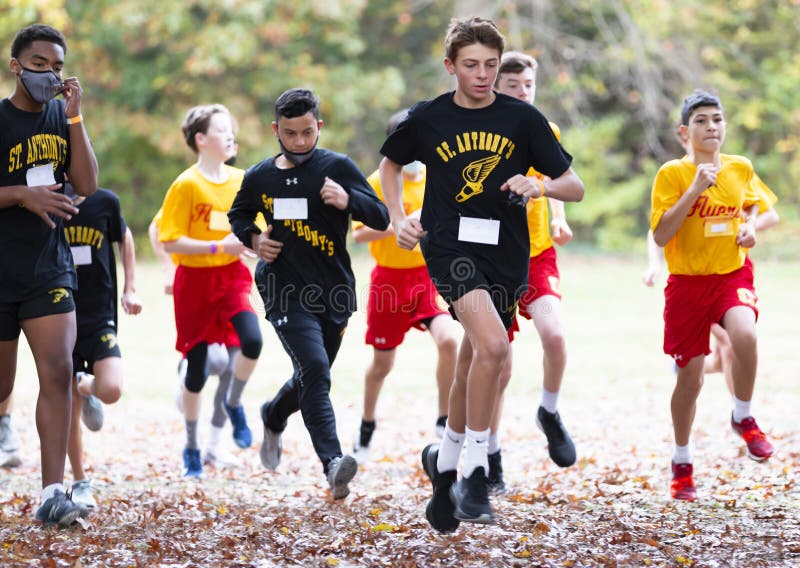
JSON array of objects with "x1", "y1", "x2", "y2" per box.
[
  {"x1": 64, "y1": 185, "x2": 142, "y2": 511},
  {"x1": 380, "y1": 17, "x2": 584, "y2": 530},
  {"x1": 0, "y1": 24, "x2": 98, "y2": 527},
  {"x1": 229, "y1": 88, "x2": 389, "y2": 499}
]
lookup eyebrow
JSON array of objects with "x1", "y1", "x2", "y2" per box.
[{"x1": 29, "y1": 53, "x2": 64, "y2": 65}]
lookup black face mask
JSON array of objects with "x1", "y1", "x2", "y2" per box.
[
  {"x1": 278, "y1": 136, "x2": 319, "y2": 167},
  {"x1": 19, "y1": 67, "x2": 63, "y2": 104},
  {"x1": 225, "y1": 155, "x2": 237, "y2": 167}
]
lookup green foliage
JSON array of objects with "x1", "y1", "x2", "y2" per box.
[{"x1": 1, "y1": 0, "x2": 797, "y2": 254}]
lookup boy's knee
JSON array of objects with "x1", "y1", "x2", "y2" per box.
[
  {"x1": 540, "y1": 330, "x2": 565, "y2": 354},
  {"x1": 240, "y1": 335, "x2": 263, "y2": 360}
]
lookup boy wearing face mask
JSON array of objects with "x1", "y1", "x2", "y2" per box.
[
  {"x1": 351, "y1": 108, "x2": 460, "y2": 464},
  {"x1": 0, "y1": 23, "x2": 98, "y2": 527},
  {"x1": 228, "y1": 88, "x2": 389, "y2": 499}
]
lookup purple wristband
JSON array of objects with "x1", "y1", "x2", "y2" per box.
[{"x1": 209, "y1": 242, "x2": 218, "y2": 254}]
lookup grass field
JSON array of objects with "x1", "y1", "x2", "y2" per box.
[{"x1": 2, "y1": 250, "x2": 798, "y2": 566}]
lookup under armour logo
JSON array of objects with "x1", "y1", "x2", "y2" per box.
[
  {"x1": 275, "y1": 316, "x2": 288, "y2": 326},
  {"x1": 673, "y1": 354, "x2": 683, "y2": 361},
  {"x1": 286, "y1": 178, "x2": 298, "y2": 186},
  {"x1": 375, "y1": 337, "x2": 387, "y2": 345}
]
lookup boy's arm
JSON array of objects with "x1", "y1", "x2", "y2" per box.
[
  {"x1": 548, "y1": 198, "x2": 573, "y2": 246},
  {"x1": 652, "y1": 163, "x2": 716, "y2": 247},
  {"x1": 737, "y1": 204, "x2": 758, "y2": 248},
  {"x1": 379, "y1": 157, "x2": 424, "y2": 250},
  {"x1": 754, "y1": 207, "x2": 778, "y2": 231},
  {"x1": 333, "y1": 159, "x2": 390, "y2": 231},
  {"x1": 352, "y1": 224, "x2": 394, "y2": 244},
  {"x1": 642, "y1": 229, "x2": 665, "y2": 287},
  {"x1": 148, "y1": 219, "x2": 175, "y2": 294},
  {"x1": 228, "y1": 174, "x2": 283, "y2": 262},
  {"x1": 62, "y1": 77, "x2": 98, "y2": 197},
  {"x1": 120, "y1": 227, "x2": 142, "y2": 315}
]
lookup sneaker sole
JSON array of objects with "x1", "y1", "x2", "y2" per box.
[
  {"x1": 745, "y1": 448, "x2": 772, "y2": 462},
  {"x1": 331, "y1": 455, "x2": 358, "y2": 500},
  {"x1": 39, "y1": 508, "x2": 82, "y2": 528},
  {"x1": 259, "y1": 425, "x2": 281, "y2": 470},
  {"x1": 421, "y1": 445, "x2": 460, "y2": 533},
  {"x1": 452, "y1": 510, "x2": 495, "y2": 524}
]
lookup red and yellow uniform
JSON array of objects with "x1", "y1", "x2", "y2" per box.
[
  {"x1": 355, "y1": 168, "x2": 448, "y2": 349},
  {"x1": 159, "y1": 164, "x2": 254, "y2": 354},
  {"x1": 651, "y1": 154, "x2": 769, "y2": 366},
  {"x1": 511, "y1": 123, "x2": 563, "y2": 340}
]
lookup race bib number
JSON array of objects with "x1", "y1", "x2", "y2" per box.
[
  {"x1": 71, "y1": 245, "x2": 92, "y2": 266},
  {"x1": 704, "y1": 216, "x2": 734, "y2": 237},
  {"x1": 458, "y1": 216, "x2": 500, "y2": 245},
  {"x1": 209, "y1": 210, "x2": 231, "y2": 231},
  {"x1": 26, "y1": 163, "x2": 56, "y2": 187},
  {"x1": 274, "y1": 198, "x2": 308, "y2": 220}
]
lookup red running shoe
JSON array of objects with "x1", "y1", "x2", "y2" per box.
[
  {"x1": 670, "y1": 461, "x2": 697, "y2": 501},
  {"x1": 731, "y1": 415, "x2": 774, "y2": 461}
]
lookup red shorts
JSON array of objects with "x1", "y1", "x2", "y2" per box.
[
  {"x1": 508, "y1": 247, "x2": 561, "y2": 342},
  {"x1": 365, "y1": 265, "x2": 449, "y2": 349},
  {"x1": 664, "y1": 265, "x2": 758, "y2": 367},
  {"x1": 173, "y1": 261, "x2": 255, "y2": 355}
]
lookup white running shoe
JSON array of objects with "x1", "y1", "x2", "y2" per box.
[
  {"x1": 70, "y1": 479, "x2": 97, "y2": 512},
  {"x1": 202, "y1": 447, "x2": 240, "y2": 468}
]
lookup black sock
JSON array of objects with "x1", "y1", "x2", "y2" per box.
[
  {"x1": 359, "y1": 419, "x2": 376, "y2": 448},
  {"x1": 436, "y1": 415, "x2": 447, "y2": 429}
]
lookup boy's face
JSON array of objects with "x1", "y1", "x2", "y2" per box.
[
  {"x1": 681, "y1": 105, "x2": 726, "y2": 154},
  {"x1": 444, "y1": 43, "x2": 500, "y2": 106},
  {"x1": 272, "y1": 112, "x2": 322, "y2": 154},
  {"x1": 495, "y1": 67, "x2": 536, "y2": 104},
  {"x1": 197, "y1": 112, "x2": 236, "y2": 161},
  {"x1": 10, "y1": 40, "x2": 65, "y2": 104}
]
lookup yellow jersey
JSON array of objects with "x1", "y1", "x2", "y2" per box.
[{"x1": 526, "y1": 122, "x2": 561, "y2": 258}]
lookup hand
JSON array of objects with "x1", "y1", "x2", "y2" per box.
[
  {"x1": 550, "y1": 217, "x2": 573, "y2": 246},
  {"x1": 163, "y1": 280, "x2": 174, "y2": 295},
  {"x1": 252, "y1": 225, "x2": 283, "y2": 262},
  {"x1": 501, "y1": 174, "x2": 544, "y2": 199},
  {"x1": 393, "y1": 216, "x2": 426, "y2": 250},
  {"x1": 642, "y1": 265, "x2": 661, "y2": 287},
  {"x1": 737, "y1": 223, "x2": 756, "y2": 248},
  {"x1": 690, "y1": 163, "x2": 718, "y2": 194},
  {"x1": 320, "y1": 177, "x2": 349, "y2": 210},
  {"x1": 220, "y1": 232, "x2": 246, "y2": 256},
  {"x1": 407, "y1": 208, "x2": 422, "y2": 220},
  {"x1": 61, "y1": 77, "x2": 83, "y2": 119},
  {"x1": 122, "y1": 291, "x2": 143, "y2": 315},
  {"x1": 20, "y1": 183, "x2": 78, "y2": 229}
]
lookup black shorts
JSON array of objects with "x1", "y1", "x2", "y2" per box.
[
  {"x1": 0, "y1": 287, "x2": 76, "y2": 341},
  {"x1": 424, "y1": 254, "x2": 523, "y2": 331},
  {"x1": 73, "y1": 325, "x2": 122, "y2": 374}
]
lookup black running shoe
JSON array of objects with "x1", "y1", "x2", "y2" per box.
[
  {"x1": 536, "y1": 406, "x2": 577, "y2": 467},
  {"x1": 326, "y1": 455, "x2": 358, "y2": 500},
  {"x1": 421, "y1": 443, "x2": 460, "y2": 533},
  {"x1": 450, "y1": 466, "x2": 494, "y2": 524},
  {"x1": 35, "y1": 489, "x2": 84, "y2": 528},
  {"x1": 487, "y1": 450, "x2": 506, "y2": 495}
]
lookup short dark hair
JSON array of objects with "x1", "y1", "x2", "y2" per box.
[
  {"x1": 498, "y1": 51, "x2": 537, "y2": 78},
  {"x1": 181, "y1": 104, "x2": 230, "y2": 153},
  {"x1": 386, "y1": 108, "x2": 409, "y2": 136},
  {"x1": 11, "y1": 24, "x2": 67, "y2": 59},
  {"x1": 680, "y1": 90, "x2": 723, "y2": 125},
  {"x1": 275, "y1": 88, "x2": 319, "y2": 122},
  {"x1": 444, "y1": 17, "x2": 504, "y2": 62}
]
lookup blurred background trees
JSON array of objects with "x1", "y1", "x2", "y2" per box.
[{"x1": 2, "y1": 0, "x2": 797, "y2": 256}]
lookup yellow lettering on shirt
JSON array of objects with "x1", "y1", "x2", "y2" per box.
[
  {"x1": 64, "y1": 225, "x2": 105, "y2": 250},
  {"x1": 283, "y1": 219, "x2": 335, "y2": 257},
  {"x1": 436, "y1": 131, "x2": 516, "y2": 164}
]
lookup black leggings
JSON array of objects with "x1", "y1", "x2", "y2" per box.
[{"x1": 184, "y1": 311, "x2": 262, "y2": 393}]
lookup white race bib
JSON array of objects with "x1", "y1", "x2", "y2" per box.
[
  {"x1": 458, "y1": 216, "x2": 500, "y2": 245},
  {"x1": 26, "y1": 163, "x2": 57, "y2": 187},
  {"x1": 71, "y1": 245, "x2": 92, "y2": 266},
  {"x1": 209, "y1": 210, "x2": 231, "y2": 231},
  {"x1": 274, "y1": 198, "x2": 308, "y2": 220}
]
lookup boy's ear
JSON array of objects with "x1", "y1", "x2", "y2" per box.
[
  {"x1": 271, "y1": 122, "x2": 279, "y2": 137},
  {"x1": 317, "y1": 119, "x2": 323, "y2": 131},
  {"x1": 443, "y1": 57, "x2": 456, "y2": 76}
]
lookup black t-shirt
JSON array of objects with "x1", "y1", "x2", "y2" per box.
[
  {"x1": 229, "y1": 148, "x2": 389, "y2": 324},
  {"x1": 380, "y1": 91, "x2": 573, "y2": 290},
  {"x1": 64, "y1": 187, "x2": 126, "y2": 332},
  {"x1": 0, "y1": 98, "x2": 75, "y2": 301}
]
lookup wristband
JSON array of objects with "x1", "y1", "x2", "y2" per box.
[
  {"x1": 66, "y1": 114, "x2": 83, "y2": 125},
  {"x1": 209, "y1": 242, "x2": 218, "y2": 254},
  {"x1": 537, "y1": 178, "x2": 547, "y2": 197}
]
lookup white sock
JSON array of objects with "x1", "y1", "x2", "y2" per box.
[
  {"x1": 41, "y1": 483, "x2": 64, "y2": 503},
  {"x1": 462, "y1": 427, "x2": 490, "y2": 479},
  {"x1": 540, "y1": 388, "x2": 559, "y2": 414},
  {"x1": 732, "y1": 396, "x2": 752, "y2": 423},
  {"x1": 206, "y1": 425, "x2": 224, "y2": 453},
  {"x1": 436, "y1": 423, "x2": 465, "y2": 473},
  {"x1": 672, "y1": 442, "x2": 693, "y2": 464},
  {"x1": 488, "y1": 431, "x2": 501, "y2": 455}
]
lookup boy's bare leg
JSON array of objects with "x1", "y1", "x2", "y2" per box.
[{"x1": 21, "y1": 312, "x2": 76, "y2": 488}]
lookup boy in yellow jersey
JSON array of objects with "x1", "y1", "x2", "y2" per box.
[
  {"x1": 651, "y1": 90, "x2": 773, "y2": 502},
  {"x1": 352, "y1": 109, "x2": 460, "y2": 463},
  {"x1": 159, "y1": 104, "x2": 263, "y2": 478},
  {"x1": 489, "y1": 51, "x2": 584, "y2": 493}
]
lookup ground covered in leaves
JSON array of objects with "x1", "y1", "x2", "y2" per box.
[{"x1": 1, "y1": 386, "x2": 798, "y2": 567}]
